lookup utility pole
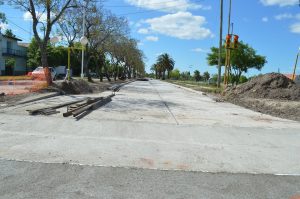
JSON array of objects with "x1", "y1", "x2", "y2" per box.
[
  {"x1": 292, "y1": 49, "x2": 300, "y2": 80},
  {"x1": 224, "y1": 0, "x2": 232, "y2": 86},
  {"x1": 217, "y1": 0, "x2": 224, "y2": 88},
  {"x1": 81, "y1": 0, "x2": 86, "y2": 79}
]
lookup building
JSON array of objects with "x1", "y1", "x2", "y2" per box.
[{"x1": 0, "y1": 33, "x2": 28, "y2": 76}]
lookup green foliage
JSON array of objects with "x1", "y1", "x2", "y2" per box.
[
  {"x1": 5, "y1": 58, "x2": 16, "y2": 67},
  {"x1": 27, "y1": 38, "x2": 69, "y2": 71},
  {"x1": 27, "y1": 38, "x2": 41, "y2": 70},
  {"x1": 0, "y1": 1, "x2": 5, "y2": 23},
  {"x1": 156, "y1": 53, "x2": 175, "y2": 80},
  {"x1": 239, "y1": 75, "x2": 248, "y2": 84},
  {"x1": 180, "y1": 71, "x2": 191, "y2": 81},
  {"x1": 203, "y1": 71, "x2": 210, "y2": 81},
  {"x1": 170, "y1": 69, "x2": 180, "y2": 80},
  {"x1": 207, "y1": 46, "x2": 226, "y2": 66},
  {"x1": 211, "y1": 74, "x2": 218, "y2": 83},
  {"x1": 4, "y1": 29, "x2": 16, "y2": 38},
  {"x1": 194, "y1": 70, "x2": 201, "y2": 82},
  {"x1": 207, "y1": 40, "x2": 267, "y2": 84}
]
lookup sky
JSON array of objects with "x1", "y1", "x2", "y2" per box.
[{"x1": 0, "y1": 0, "x2": 300, "y2": 76}]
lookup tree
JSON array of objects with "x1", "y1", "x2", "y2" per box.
[
  {"x1": 194, "y1": 70, "x2": 201, "y2": 82},
  {"x1": 180, "y1": 71, "x2": 191, "y2": 81},
  {"x1": 156, "y1": 53, "x2": 175, "y2": 80},
  {"x1": 27, "y1": 38, "x2": 69, "y2": 71},
  {"x1": 170, "y1": 69, "x2": 180, "y2": 80},
  {"x1": 27, "y1": 38, "x2": 41, "y2": 70},
  {"x1": 4, "y1": 29, "x2": 16, "y2": 38},
  {"x1": 207, "y1": 41, "x2": 267, "y2": 84},
  {"x1": 8, "y1": 0, "x2": 77, "y2": 85},
  {"x1": 239, "y1": 75, "x2": 248, "y2": 84},
  {"x1": 6, "y1": 58, "x2": 16, "y2": 67},
  {"x1": 0, "y1": 1, "x2": 6, "y2": 24},
  {"x1": 203, "y1": 71, "x2": 210, "y2": 82}
]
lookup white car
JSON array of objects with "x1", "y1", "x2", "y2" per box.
[{"x1": 31, "y1": 67, "x2": 57, "y2": 81}]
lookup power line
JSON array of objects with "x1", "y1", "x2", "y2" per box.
[{"x1": 6, "y1": 18, "x2": 31, "y2": 34}]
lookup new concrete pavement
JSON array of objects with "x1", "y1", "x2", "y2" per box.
[{"x1": 0, "y1": 80, "x2": 300, "y2": 198}]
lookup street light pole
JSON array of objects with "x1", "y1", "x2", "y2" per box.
[
  {"x1": 81, "y1": 1, "x2": 86, "y2": 79},
  {"x1": 292, "y1": 48, "x2": 300, "y2": 81},
  {"x1": 217, "y1": 0, "x2": 224, "y2": 88}
]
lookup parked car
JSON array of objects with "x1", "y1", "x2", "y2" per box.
[
  {"x1": 55, "y1": 66, "x2": 72, "y2": 79},
  {"x1": 84, "y1": 72, "x2": 99, "y2": 78},
  {"x1": 31, "y1": 67, "x2": 57, "y2": 81}
]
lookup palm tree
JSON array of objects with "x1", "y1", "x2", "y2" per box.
[
  {"x1": 151, "y1": 64, "x2": 158, "y2": 79},
  {"x1": 156, "y1": 53, "x2": 175, "y2": 80}
]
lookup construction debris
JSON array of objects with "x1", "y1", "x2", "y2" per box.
[
  {"x1": 63, "y1": 94, "x2": 114, "y2": 118},
  {"x1": 56, "y1": 79, "x2": 94, "y2": 94},
  {"x1": 27, "y1": 98, "x2": 88, "y2": 115},
  {"x1": 0, "y1": 93, "x2": 5, "y2": 102}
]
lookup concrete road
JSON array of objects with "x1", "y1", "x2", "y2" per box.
[{"x1": 0, "y1": 79, "x2": 300, "y2": 198}]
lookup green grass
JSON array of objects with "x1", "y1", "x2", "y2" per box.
[{"x1": 166, "y1": 80, "x2": 223, "y2": 94}]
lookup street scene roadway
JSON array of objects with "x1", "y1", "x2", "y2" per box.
[{"x1": 0, "y1": 80, "x2": 300, "y2": 199}]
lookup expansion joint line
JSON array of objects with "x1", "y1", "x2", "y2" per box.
[{"x1": 149, "y1": 81, "x2": 179, "y2": 125}]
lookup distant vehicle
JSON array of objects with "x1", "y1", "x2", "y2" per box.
[
  {"x1": 208, "y1": 78, "x2": 217, "y2": 84},
  {"x1": 55, "y1": 66, "x2": 72, "y2": 79},
  {"x1": 31, "y1": 67, "x2": 57, "y2": 81},
  {"x1": 84, "y1": 72, "x2": 99, "y2": 78}
]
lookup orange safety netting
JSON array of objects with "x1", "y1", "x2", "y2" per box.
[{"x1": 0, "y1": 76, "x2": 48, "y2": 95}]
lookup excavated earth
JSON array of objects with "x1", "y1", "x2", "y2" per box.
[{"x1": 224, "y1": 73, "x2": 300, "y2": 121}]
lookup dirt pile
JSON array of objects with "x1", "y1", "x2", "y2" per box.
[
  {"x1": 58, "y1": 79, "x2": 93, "y2": 94},
  {"x1": 225, "y1": 73, "x2": 300, "y2": 100}
]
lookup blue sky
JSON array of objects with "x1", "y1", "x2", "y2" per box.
[{"x1": 1, "y1": 0, "x2": 300, "y2": 76}]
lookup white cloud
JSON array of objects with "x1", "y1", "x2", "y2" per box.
[
  {"x1": 146, "y1": 36, "x2": 159, "y2": 41},
  {"x1": 0, "y1": 22, "x2": 8, "y2": 31},
  {"x1": 23, "y1": 11, "x2": 54, "y2": 22},
  {"x1": 23, "y1": 12, "x2": 33, "y2": 21},
  {"x1": 275, "y1": 13, "x2": 300, "y2": 20},
  {"x1": 274, "y1": 13, "x2": 293, "y2": 20},
  {"x1": 260, "y1": 0, "x2": 298, "y2": 6},
  {"x1": 262, "y1": 17, "x2": 269, "y2": 22},
  {"x1": 191, "y1": 48, "x2": 208, "y2": 53},
  {"x1": 138, "y1": 28, "x2": 149, "y2": 34},
  {"x1": 145, "y1": 12, "x2": 213, "y2": 40},
  {"x1": 125, "y1": 0, "x2": 211, "y2": 12},
  {"x1": 290, "y1": 23, "x2": 300, "y2": 33}
]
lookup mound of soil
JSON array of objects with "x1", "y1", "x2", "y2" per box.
[
  {"x1": 58, "y1": 79, "x2": 93, "y2": 94},
  {"x1": 225, "y1": 73, "x2": 300, "y2": 100}
]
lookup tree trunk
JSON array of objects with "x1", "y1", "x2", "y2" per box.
[
  {"x1": 40, "y1": 45, "x2": 52, "y2": 85},
  {"x1": 127, "y1": 66, "x2": 131, "y2": 79},
  {"x1": 114, "y1": 68, "x2": 117, "y2": 81},
  {"x1": 162, "y1": 70, "x2": 166, "y2": 80},
  {"x1": 99, "y1": 65, "x2": 103, "y2": 82},
  {"x1": 104, "y1": 65, "x2": 111, "y2": 82}
]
